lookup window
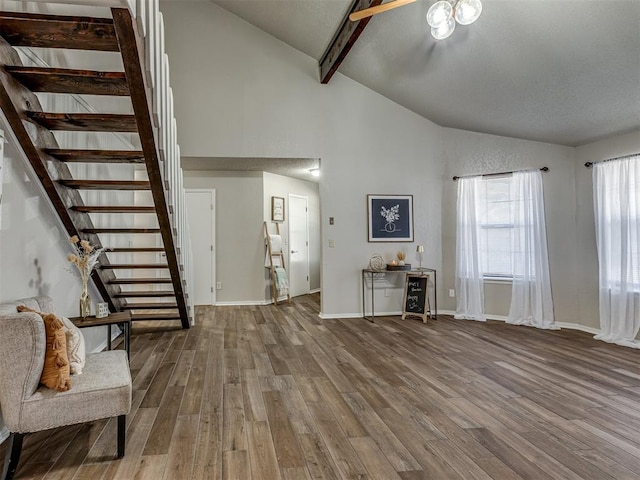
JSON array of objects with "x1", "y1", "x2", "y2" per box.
[
  {"x1": 595, "y1": 156, "x2": 640, "y2": 290},
  {"x1": 477, "y1": 176, "x2": 526, "y2": 279}
]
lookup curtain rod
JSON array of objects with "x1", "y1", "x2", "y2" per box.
[
  {"x1": 452, "y1": 166, "x2": 549, "y2": 181},
  {"x1": 584, "y1": 152, "x2": 640, "y2": 168}
]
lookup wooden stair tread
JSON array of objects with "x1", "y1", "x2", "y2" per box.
[
  {"x1": 109, "y1": 278, "x2": 173, "y2": 284},
  {"x1": 5, "y1": 66, "x2": 129, "y2": 96},
  {"x1": 106, "y1": 247, "x2": 165, "y2": 252},
  {"x1": 0, "y1": 11, "x2": 118, "y2": 51},
  {"x1": 27, "y1": 112, "x2": 137, "y2": 132},
  {"x1": 130, "y1": 313, "x2": 182, "y2": 321},
  {"x1": 59, "y1": 179, "x2": 150, "y2": 190},
  {"x1": 72, "y1": 206, "x2": 156, "y2": 213},
  {"x1": 84, "y1": 228, "x2": 160, "y2": 235},
  {"x1": 101, "y1": 264, "x2": 169, "y2": 269},
  {"x1": 45, "y1": 149, "x2": 145, "y2": 163},
  {"x1": 121, "y1": 302, "x2": 178, "y2": 310},
  {"x1": 114, "y1": 291, "x2": 176, "y2": 298}
]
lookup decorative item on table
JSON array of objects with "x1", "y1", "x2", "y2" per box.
[
  {"x1": 387, "y1": 254, "x2": 411, "y2": 271},
  {"x1": 95, "y1": 302, "x2": 109, "y2": 319},
  {"x1": 67, "y1": 236, "x2": 104, "y2": 319},
  {"x1": 416, "y1": 245, "x2": 424, "y2": 269},
  {"x1": 368, "y1": 253, "x2": 385, "y2": 271}
]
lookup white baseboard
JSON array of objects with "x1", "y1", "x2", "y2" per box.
[
  {"x1": 319, "y1": 312, "x2": 366, "y2": 320},
  {"x1": 319, "y1": 310, "x2": 403, "y2": 320},
  {"x1": 440, "y1": 310, "x2": 601, "y2": 335},
  {"x1": 555, "y1": 322, "x2": 601, "y2": 335},
  {"x1": 215, "y1": 300, "x2": 273, "y2": 306},
  {"x1": 0, "y1": 426, "x2": 8, "y2": 444},
  {"x1": 309, "y1": 289, "x2": 321, "y2": 294}
]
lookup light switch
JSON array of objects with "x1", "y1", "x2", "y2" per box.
[{"x1": 329, "y1": 239, "x2": 335, "y2": 248}]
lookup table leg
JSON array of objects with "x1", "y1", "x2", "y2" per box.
[
  {"x1": 434, "y1": 270, "x2": 438, "y2": 320},
  {"x1": 124, "y1": 322, "x2": 130, "y2": 360},
  {"x1": 362, "y1": 271, "x2": 375, "y2": 322}
]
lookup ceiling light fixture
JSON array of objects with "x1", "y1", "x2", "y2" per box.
[{"x1": 426, "y1": 0, "x2": 482, "y2": 40}]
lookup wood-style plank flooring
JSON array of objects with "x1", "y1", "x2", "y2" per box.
[{"x1": 6, "y1": 293, "x2": 640, "y2": 479}]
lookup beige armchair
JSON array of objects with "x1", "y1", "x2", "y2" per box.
[{"x1": 0, "y1": 296, "x2": 131, "y2": 480}]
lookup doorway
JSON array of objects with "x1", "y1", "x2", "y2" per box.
[
  {"x1": 185, "y1": 189, "x2": 216, "y2": 305},
  {"x1": 288, "y1": 194, "x2": 310, "y2": 297}
]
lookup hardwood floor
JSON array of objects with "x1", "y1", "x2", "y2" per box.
[{"x1": 6, "y1": 294, "x2": 640, "y2": 479}]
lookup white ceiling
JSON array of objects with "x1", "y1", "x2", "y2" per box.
[{"x1": 210, "y1": 0, "x2": 640, "y2": 147}]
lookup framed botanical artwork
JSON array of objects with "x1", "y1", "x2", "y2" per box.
[
  {"x1": 271, "y1": 196, "x2": 285, "y2": 222},
  {"x1": 367, "y1": 194, "x2": 414, "y2": 242}
]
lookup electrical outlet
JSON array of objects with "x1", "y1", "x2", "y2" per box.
[
  {"x1": 329, "y1": 239, "x2": 335, "y2": 248},
  {"x1": 449, "y1": 289, "x2": 455, "y2": 298},
  {"x1": 216, "y1": 282, "x2": 222, "y2": 290},
  {"x1": 384, "y1": 289, "x2": 391, "y2": 297}
]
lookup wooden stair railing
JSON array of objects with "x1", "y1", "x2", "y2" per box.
[{"x1": 0, "y1": 9, "x2": 190, "y2": 328}]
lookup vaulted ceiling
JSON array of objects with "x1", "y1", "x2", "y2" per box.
[{"x1": 210, "y1": 0, "x2": 640, "y2": 147}]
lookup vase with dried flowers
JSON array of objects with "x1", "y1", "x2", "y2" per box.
[
  {"x1": 67, "y1": 236, "x2": 103, "y2": 319},
  {"x1": 397, "y1": 251, "x2": 406, "y2": 266}
]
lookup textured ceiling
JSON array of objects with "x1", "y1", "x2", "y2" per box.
[{"x1": 210, "y1": 0, "x2": 640, "y2": 147}]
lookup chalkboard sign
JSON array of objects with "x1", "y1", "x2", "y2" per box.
[{"x1": 402, "y1": 275, "x2": 429, "y2": 323}]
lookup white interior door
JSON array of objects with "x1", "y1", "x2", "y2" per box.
[
  {"x1": 289, "y1": 194, "x2": 310, "y2": 297},
  {"x1": 185, "y1": 189, "x2": 215, "y2": 305}
]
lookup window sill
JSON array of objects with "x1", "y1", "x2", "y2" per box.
[{"x1": 484, "y1": 277, "x2": 512, "y2": 285}]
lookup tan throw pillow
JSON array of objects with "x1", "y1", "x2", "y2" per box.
[
  {"x1": 60, "y1": 317, "x2": 86, "y2": 375},
  {"x1": 17, "y1": 305, "x2": 72, "y2": 392}
]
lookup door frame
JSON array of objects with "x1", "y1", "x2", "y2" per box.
[
  {"x1": 185, "y1": 188, "x2": 216, "y2": 305},
  {"x1": 288, "y1": 193, "x2": 310, "y2": 297}
]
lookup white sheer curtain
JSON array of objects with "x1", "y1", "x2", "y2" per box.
[
  {"x1": 507, "y1": 171, "x2": 556, "y2": 328},
  {"x1": 455, "y1": 177, "x2": 486, "y2": 321},
  {"x1": 593, "y1": 155, "x2": 640, "y2": 348}
]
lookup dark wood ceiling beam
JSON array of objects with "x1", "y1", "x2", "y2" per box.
[{"x1": 319, "y1": 0, "x2": 383, "y2": 84}]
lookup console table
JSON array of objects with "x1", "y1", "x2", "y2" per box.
[
  {"x1": 361, "y1": 268, "x2": 437, "y2": 322},
  {"x1": 69, "y1": 311, "x2": 131, "y2": 359}
]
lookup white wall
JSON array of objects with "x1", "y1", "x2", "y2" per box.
[
  {"x1": 574, "y1": 129, "x2": 640, "y2": 330},
  {"x1": 440, "y1": 128, "x2": 579, "y2": 325},
  {"x1": 160, "y1": 0, "x2": 445, "y2": 317},
  {"x1": 263, "y1": 172, "x2": 321, "y2": 294},
  {"x1": 183, "y1": 171, "x2": 265, "y2": 304}
]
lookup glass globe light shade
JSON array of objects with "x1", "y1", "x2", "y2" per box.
[
  {"x1": 431, "y1": 17, "x2": 455, "y2": 40},
  {"x1": 454, "y1": 0, "x2": 482, "y2": 25},
  {"x1": 426, "y1": 1, "x2": 453, "y2": 28}
]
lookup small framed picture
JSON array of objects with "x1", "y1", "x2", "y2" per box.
[
  {"x1": 271, "y1": 196, "x2": 285, "y2": 222},
  {"x1": 367, "y1": 194, "x2": 414, "y2": 242}
]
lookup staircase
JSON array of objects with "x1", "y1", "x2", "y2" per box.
[{"x1": 0, "y1": 7, "x2": 191, "y2": 328}]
